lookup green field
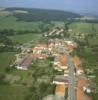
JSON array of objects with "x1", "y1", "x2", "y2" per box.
[
  {"x1": 1, "y1": 12, "x2": 98, "y2": 100},
  {"x1": 51, "y1": 21, "x2": 65, "y2": 27},
  {"x1": 0, "y1": 52, "x2": 15, "y2": 74},
  {"x1": 69, "y1": 22, "x2": 98, "y2": 34},
  {"x1": 0, "y1": 84, "x2": 28, "y2": 100},
  {"x1": 0, "y1": 16, "x2": 41, "y2": 31},
  {"x1": 9, "y1": 33, "x2": 42, "y2": 44},
  {"x1": 87, "y1": 35, "x2": 98, "y2": 46},
  {"x1": 0, "y1": 52, "x2": 32, "y2": 100},
  {"x1": 0, "y1": 16, "x2": 66, "y2": 31}
]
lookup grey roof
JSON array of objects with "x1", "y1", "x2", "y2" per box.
[
  {"x1": 54, "y1": 75, "x2": 68, "y2": 83},
  {"x1": 18, "y1": 54, "x2": 33, "y2": 68}
]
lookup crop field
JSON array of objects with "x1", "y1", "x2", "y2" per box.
[
  {"x1": 69, "y1": 22, "x2": 98, "y2": 34},
  {"x1": 0, "y1": 16, "x2": 42, "y2": 31},
  {"x1": 9, "y1": 33, "x2": 42, "y2": 44},
  {"x1": 0, "y1": 11, "x2": 11, "y2": 16}
]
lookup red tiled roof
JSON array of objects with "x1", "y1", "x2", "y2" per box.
[
  {"x1": 32, "y1": 54, "x2": 48, "y2": 58},
  {"x1": 59, "y1": 55, "x2": 68, "y2": 66},
  {"x1": 36, "y1": 44, "x2": 48, "y2": 48},
  {"x1": 73, "y1": 56, "x2": 81, "y2": 66},
  {"x1": 32, "y1": 43, "x2": 48, "y2": 50},
  {"x1": 55, "y1": 84, "x2": 67, "y2": 96}
]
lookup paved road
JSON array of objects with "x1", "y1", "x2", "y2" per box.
[
  {"x1": 62, "y1": 45, "x2": 76, "y2": 100},
  {"x1": 67, "y1": 57, "x2": 76, "y2": 100}
]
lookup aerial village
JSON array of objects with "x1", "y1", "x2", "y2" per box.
[{"x1": 13, "y1": 27, "x2": 93, "y2": 100}]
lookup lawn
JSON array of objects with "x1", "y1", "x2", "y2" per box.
[
  {"x1": 9, "y1": 33, "x2": 42, "y2": 44},
  {"x1": 0, "y1": 52, "x2": 16, "y2": 74},
  {"x1": 69, "y1": 22, "x2": 98, "y2": 34},
  {"x1": 0, "y1": 84, "x2": 28, "y2": 100}
]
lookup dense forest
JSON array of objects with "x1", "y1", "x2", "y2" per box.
[{"x1": 5, "y1": 8, "x2": 81, "y2": 22}]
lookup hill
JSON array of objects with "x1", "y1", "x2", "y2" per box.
[{"x1": 4, "y1": 7, "x2": 81, "y2": 22}]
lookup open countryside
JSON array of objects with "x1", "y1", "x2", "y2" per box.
[{"x1": 0, "y1": 4, "x2": 98, "y2": 100}]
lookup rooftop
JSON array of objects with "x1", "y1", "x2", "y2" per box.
[
  {"x1": 59, "y1": 55, "x2": 68, "y2": 66},
  {"x1": 73, "y1": 56, "x2": 81, "y2": 66},
  {"x1": 55, "y1": 84, "x2": 67, "y2": 97},
  {"x1": 53, "y1": 75, "x2": 68, "y2": 83},
  {"x1": 36, "y1": 43, "x2": 48, "y2": 47},
  {"x1": 17, "y1": 54, "x2": 33, "y2": 69},
  {"x1": 32, "y1": 54, "x2": 48, "y2": 59}
]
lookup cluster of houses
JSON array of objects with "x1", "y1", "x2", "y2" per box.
[
  {"x1": 14, "y1": 38, "x2": 77, "y2": 70},
  {"x1": 14, "y1": 38, "x2": 93, "y2": 100},
  {"x1": 14, "y1": 43, "x2": 49, "y2": 70},
  {"x1": 14, "y1": 38, "x2": 78, "y2": 98},
  {"x1": 32, "y1": 44, "x2": 49, "y2": 59},
  {"x1": 13, "y1": 27, "x2": 93, "y2": 100},
  {"x1": 44, "y1": 27, "x2": 65, "y2": 37},
  {"x1": 53, "y1": 54, "x2": 69, "y2": 98},
  {"x1": 47, "y1": 39, "x2": 77, "y2": 98},
  {"x1": 68, "y1": 29, "x2": 88, "y2": 39},
  {"x1": 48, "y1": 39, "x2": 92, "y2": 99},
  {"x1": 14, "y1": 37, "x2": 92, "y2": 99}
]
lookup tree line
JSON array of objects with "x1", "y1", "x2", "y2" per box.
[{"x1": 6, "y1": 7, "x2": 81, "y2": 22}]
